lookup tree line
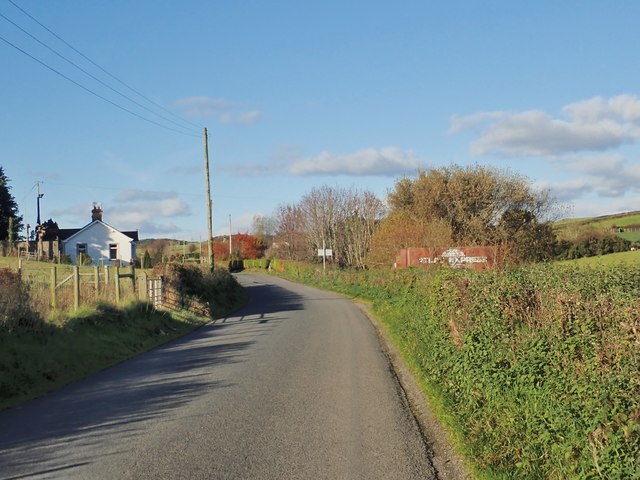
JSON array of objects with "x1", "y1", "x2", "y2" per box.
[
  {"x1": 261, "y1": 165, "x2": 561, "y2": 267},
  {"x1": 3, "y1": 164, "x2": 631, "y2": 268}
]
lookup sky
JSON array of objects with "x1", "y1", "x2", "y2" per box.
[{"x1": 2, "y1": 1, "x2": 640, "y2": 240}]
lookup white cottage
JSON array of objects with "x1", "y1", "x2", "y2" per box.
[{"x1": 60, "y1": 206, "x2": 138, "y2": 266}]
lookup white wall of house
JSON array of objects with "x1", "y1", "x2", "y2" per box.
[{"x1": 62, "y1": 221, "x2": 136, "y2": 266}]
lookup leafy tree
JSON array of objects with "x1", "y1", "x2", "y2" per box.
[
  {"x1": 232, "y1": 233, "x2": 264, "y2": 259},
  {"x1": 41, "y1": 218, "x2": 60, "y2": 241},
  {"x1": 0, "y1": 167, "x2": 24, "y2": 241},
  {"x1": 386, "y1": 165, "x2": 558, "y2": 264},
  {"x1": 368, "y1": 211, "x2": 453, "y2": 267},
  {"x1": 213, "y1": 240, "x2": 230, "y2": 262}
]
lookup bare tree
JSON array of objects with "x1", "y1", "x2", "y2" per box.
[
  {"x1": 297, "y1": 186, "x2": 385, "y2": 268},
  {"x1": 272, "y1": 203, "x2": 307, "y2": 260}
]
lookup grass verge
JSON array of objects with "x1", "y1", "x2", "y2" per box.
[
  {"x1": 268, "y1": 259, "x2": 640, "y2": 479},
  {"x1": 0, "y1": 266, "x2": 247, "y2": 412}
]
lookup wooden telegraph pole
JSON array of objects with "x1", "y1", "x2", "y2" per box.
[{"x1": 204, "y1": 128, "x2": 214, "y2": 269}]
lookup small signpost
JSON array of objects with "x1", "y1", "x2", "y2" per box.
[{"x1": 318, "y1": 239, "x2": 332, "y2": 276}]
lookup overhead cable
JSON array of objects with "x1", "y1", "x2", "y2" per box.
[
  {"x1": 0, "y1": 33, "x2": 200, "y2": 138},
  {"x1": 6, "y1": 0, "x2": 203, "y2": 132},
  {"x1": 0, "y1": 11, "x2": 199, "y2": 136}
]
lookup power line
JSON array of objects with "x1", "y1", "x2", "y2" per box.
[
  {"x1": 0, "y1": 33, "x2": 200, "y2": 137},
  {"x1": 6, "y1": 0, "x2": 203, "y2": 131},
  {"x1": 0, "y1": 11, "x2": 199, "y2": 136}
]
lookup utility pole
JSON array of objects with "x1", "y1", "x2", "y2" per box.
[
  {"x1": 229, "y1": 214, "x2": 232, "y2": 257},
  {"x1": 204, "y1": 128, "x2": 214, "y2": 269},
  {"x1": 36, "y1": 181, "x2": 44, "y2": 226}
]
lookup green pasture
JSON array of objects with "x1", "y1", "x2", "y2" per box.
[
  {"x1": 558, "y1": 249, "x2": 640, "y2": 267},
  {"x1": 555, "y1": 210, "x2": 640, "y2": 240}
]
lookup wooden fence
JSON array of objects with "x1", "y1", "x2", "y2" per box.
[
  {"x1": 15, "y1": 260, "x2": 211, "y2": 316},
  {"x1": 17, "y1": 260, "x2": 163, "y2": 311}
]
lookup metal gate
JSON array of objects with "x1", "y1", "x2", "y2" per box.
[{"x1": 146, "y1": 277, "x2": 164, "y2": 308}]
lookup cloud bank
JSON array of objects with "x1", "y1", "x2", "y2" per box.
[
  {"x1": 109, "y1": 189, "x2": 192, "y2": 234},
  {"x1": 452, "y1": 95, "x2": 640, "y2": 215},
  {"x1": 451, "y1": 94, "x2": 640, "y2": 157},
  {"x1": 223, "y1": 146, "x2": 423, "y2": 177}
]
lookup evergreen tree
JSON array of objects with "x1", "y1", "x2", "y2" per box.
[
  {"x1": 0, "y1": 167, "x2": 24, "y2": 241},
  {"x1": 142, "y1": 249, "x2": 152, "y2": 268}
]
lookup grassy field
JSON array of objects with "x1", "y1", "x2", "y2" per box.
[
  {"x1": 555, "y1": 211, "x2": 640, "y2": 242},
  {"x1": 558, "y1": 249, "x2": 640, "y2": 267}
]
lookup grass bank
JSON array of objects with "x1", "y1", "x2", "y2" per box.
[
  {"x1": 269, "y1": 259, "x2": 640, "y2": 479},
  {"x1": 0, "y1": 265, "x2": 247, "y2": 412}
]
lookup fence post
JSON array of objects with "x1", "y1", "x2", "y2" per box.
[
  {"x1": 139, "y1": 271, "x2": 147, "y2": 301},
  {"x1": 18, "y1": 258, "x2": 23, "y2": 279},
  {"x1": 50, "y1": 266, "x2": 57, "y2": 308},
  {"x1": 114, "y1": 265, "x2": 121, "y2": 304},
  {"x1": 130, "y1": 264, "x2": 136, "y2": 295},
  {"x1": 104, "y1": 265, "x2": 110, "y2": 286},
  {"x1": 94, "y1": 266, "x2": 100, "y2": 294},
  {"x1": 73, "y1": 266, "x2": 80, "y2": 310}
]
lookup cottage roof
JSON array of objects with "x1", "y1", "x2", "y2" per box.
[{"x1": 59, "y1": 220, "x2": 138, "y2": 243}]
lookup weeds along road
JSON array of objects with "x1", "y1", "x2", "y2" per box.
[{"x1": 0, "y1": 273, "x2": 436, "y2": 479}]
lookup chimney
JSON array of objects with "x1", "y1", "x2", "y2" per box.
[{"x1": 91, "y1": 203, "x2": 103, "y2": 222}]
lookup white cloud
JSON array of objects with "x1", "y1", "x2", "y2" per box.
[
  {"x1": 220, "y1": 110, "x2": 263, "y2": 125},
  {"x1": 536, "y1": 154, "x2": 640, "y2": 202},
  {"x1": 107, "y1": 190, "x2": 192, "y2": 233},
  {"x1": 172, "y1": 97, "x2": 232, "y2": 118},
  {"x1": 113, "y1": 189, "x2": 179, "y2": 202},
  {"x1": 173, "y1": 96, "x2": 263, "y2": 125},
  {"x1": 288, "y1": 147, "x2": 423, "y2": 176},
  {"x1": 220, "y1": 146, "x2": 422, "y2": 177},
  {"x1": 452, "y1": 94, "x2": 640, "y2": 157}
]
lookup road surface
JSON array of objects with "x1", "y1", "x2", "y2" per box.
[{"x1": 0, "y1": 273, "x2": 437, "y2": 479}]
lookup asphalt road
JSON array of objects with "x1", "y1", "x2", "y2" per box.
[{"x1": 0, "y1": 273, "x2": 437, "y2": 479}]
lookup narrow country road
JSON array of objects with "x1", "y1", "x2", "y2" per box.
[{"x1": 0, "y1": 273, "x2": 437, "y2": 479}]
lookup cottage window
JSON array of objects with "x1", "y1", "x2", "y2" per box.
[
  {"x1": 76, "y1": 243, "x2": 87, "y2": 256},
  {"x1": 109, "y1": 243, "x2": 118, "y2": 260}
]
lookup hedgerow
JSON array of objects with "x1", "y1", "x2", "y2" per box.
[{"x1": 270, "y1": 261, "x2": 640, "y2": 479}]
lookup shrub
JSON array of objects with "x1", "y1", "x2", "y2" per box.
[
  {"x1": 159, "y1": 263, "x2": 245, "y2": 316},
  {"x1": 0, "y1": 268, "x2": 43, "y2": 332},
  {"x1": 77, "y1": 252, "x2": 93, "y2": 265}
]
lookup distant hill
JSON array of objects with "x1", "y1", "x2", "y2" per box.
[{"x1": 555, "y1": 210, "x2": 640, "y2": 243}]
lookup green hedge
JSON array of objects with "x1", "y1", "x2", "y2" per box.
[
  {"x1": 242, "y1": 258, "x2": 271, "y2": 270},
  {"x1": 269, "y1": 261, "x2": 640, "y2": 479}
]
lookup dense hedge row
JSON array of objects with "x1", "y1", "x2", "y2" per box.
[
  {"x1": 555, "y1": 236, "x2": 633, "y2": 260},
  {"x1": 270, "y1": 261, "x2": 640, "y2": 479}
]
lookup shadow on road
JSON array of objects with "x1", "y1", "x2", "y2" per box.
[
  {"x1": 227, "y1": 278, "x2": 305, "y2": 322},
  {"x1": 0, "y1": 316, "x2": 268, "y2": 477}
]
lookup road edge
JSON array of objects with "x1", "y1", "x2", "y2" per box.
[{"x1": 356, "y1": 302, "x2": 472, "y2": 480}]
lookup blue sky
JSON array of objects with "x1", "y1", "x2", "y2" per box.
[{"x1": 2, "y1": 1, "x2": 640, "y2": 240}]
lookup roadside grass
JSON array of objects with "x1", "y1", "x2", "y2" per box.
[
  {"x1": 0, "y1": 264, "x2": 247, "y2": 412},
  {"x1": 0, "y1": 302, "x2": 208, "y2": 412},
  {"x1": 268, "y1": 259, "x2": 640, "y2": 479}
]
